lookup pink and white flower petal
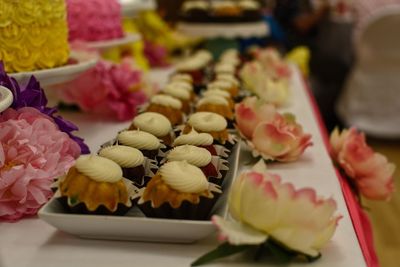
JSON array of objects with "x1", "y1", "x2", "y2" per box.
[{"x1": 212, "y1": 215, "x2": 268, "y2": 246}]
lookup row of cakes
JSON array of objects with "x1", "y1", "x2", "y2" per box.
[
  {"x1": 1, "y1": 0, "x2": 124, "y2": 73},
  {"x1": 180, "y1": 0, "x2": 263, "y2": 23},
  {"x1": 56, "y1": 50, "x2": 244, "y2": 220}
]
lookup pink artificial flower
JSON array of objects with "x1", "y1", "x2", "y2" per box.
[
  {"x1": 144, "y1": 40, "x2": 170, "y2": 67},
  {"x1": 59, "y1": 59, "x2": 147, "y2": 121},
  {"x1": 330, "y1": 128, "x2": 395, "y2": 200},
  {"x1": 0, "y1": 107, "x2": 80, "y2": 221},
  {"x1": 253, "y1": 47, "x2": 292, "y2": 80},
  {"x1": 234, "y1": 96, "x2": 276, "y2": 139},
  {"x1": 213, "y1": 160, "x2": 341, "y2": 257},
  {"x1": 250, "y1": 113, "x2": 313, "y2": 162}
]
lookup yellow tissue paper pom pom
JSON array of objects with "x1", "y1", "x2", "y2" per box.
[{"x1": 285, "y1": 46, "x2": 310, "y2": 77}]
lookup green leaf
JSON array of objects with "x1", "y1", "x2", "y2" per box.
[
  {"x1": 191, "y1": 243, "x2": 252, "y2": 266},
  {"x1": 265, "y1": 239, "x2": 295, "y2": 263},
  {"x1": 265, "y1": 238, "x2": 322, "y2": 263}
]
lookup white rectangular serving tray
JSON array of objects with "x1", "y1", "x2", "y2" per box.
[{"x1": 38, "y1": 142, "x2": 241, "y2": 244}]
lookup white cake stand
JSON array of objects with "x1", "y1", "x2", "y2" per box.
[
  {"x1": 9, "y1": 50, "x2": 98, "y2": 87},
  {"x1": 0, "y1": 86, "x2": 13, "y2": 113},
  {"x1": 177, "y1": 21, "x2": 270, "y2": 39},
  {"x1": 118, "y1": 0, "x2": 156, "y2": 18},
  {"x1": 87, "y1": 33, "x2": 142, "y2": 51}
]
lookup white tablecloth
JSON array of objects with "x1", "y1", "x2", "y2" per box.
[{"x1": 0, "y1": 66, "x2": 366, "y2": 267}]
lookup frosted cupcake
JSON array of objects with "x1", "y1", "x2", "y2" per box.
[
  {"x1": 196, "y1": 95, "x2": 234, "y2": 120},
  {"x1": 202, "y1": 88, "x2": 235, "y2": 109},
  {"x1": 146, "y1": 94, "x2": 183, "y2": 125},
  {"x1": 170, "y1": 73, "x2": 193, "y2": 84},
  {"x1": 117, "y1": 130, "x2": 161, "y2": 160},
  {"x1": 137, "y1": 161, "x2": 221, "y2": 220},
  {"x1": 164, "y1": 81, "x2": 196, "y2": 101},
  {"x1": 129, "y1": 112, "x2": 175, "y2": 146},
  {"x1": 58, "y1": 155, "x2": 135, "y2": 215},
  {"x1": 208, "y1": 80, "x2": 239, "y2": 97},
  {"x1": 162, "y1": 85, "x2": 192, "y2": 114},
  {"x1": 166, "y1": 145, "x2": 219, "y2": 178},
  {"x1": 174, "y1": 128, "x2": 215, "y2": 152},
  {"x1": 214, "y1": 63, "x2": 236, "y2": 75},
  {"x1": 216, "y1": 74, "x2": 240, "y2": 88},
  {"x1": 98, "y1": 145, "x2": 148, "y2": 186},
  {"x1": 184, "y1": 112, "x2": 229, "y2": 145}
]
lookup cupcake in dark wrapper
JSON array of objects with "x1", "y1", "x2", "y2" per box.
[
  {"x1": 146, "y1": 94, "x2": 184, "y2": 125},
  {"x1": 129, "y1": 112, "x2": 175, "y2": 147},
  {"x1": 184, "y1": 112, "x2": 230, "y2": 146},
  {"x1": 57, "y1": 155, "x2": 136, "y2": 215},
  {"x1": 117, "y1": 130, "x2": 162, "y2": 160},
  {"x1": 173, "y1": 128, "x2": 222, "y2": 157},
  {"x1": 170, "y1": 73, "x2": 193, "y2": 84},
  {"x1": 138, "y1": 161, "x2": 222, "y2": 220},
  {"x1": 98, "y1": 145, "x2": 149, "y2": 187},
  {"x1": 196, "y1": 95, "x2": 234, "y2": 121},
  {"x1": 162, "y1": 84, "x2": 192, "y2": 114},
  {"x1": 166, "y1": 145, "x2": 217, "y2": 177}
]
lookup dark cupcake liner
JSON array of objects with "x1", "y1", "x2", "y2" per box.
[
  {"x1": 141, "y1": 149, "x2": 159, "y2": 161},
  {"x1": 137, "y1": 184, "x2": 222, "y2": 220},
  {"x1": 123, "y1": 158, "x2": 158, "y2": 188},
  {"x1": 207, "y1": 156, "x2": 229, "y2": 186},
  {"x1": 214, "y1": 133, "x2": 237, "y2": 150},
  {"x1": 55, "y1": 178, "x2": 140, "y2": 216},
  {"x1": 57, "y1": 196, "x2": 132, "y2": 216}
]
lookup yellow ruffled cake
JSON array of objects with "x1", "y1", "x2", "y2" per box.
[{"x1": 0, "y1": 0, "x2": 69, "y2": 73}]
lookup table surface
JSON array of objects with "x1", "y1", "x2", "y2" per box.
[{"x1": 0, "y1": 66, "x2": 367, "y2": 267}]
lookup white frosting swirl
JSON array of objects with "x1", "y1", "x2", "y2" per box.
[
  {"x1": 208, "y1": 80, "x2": 232, "y2": 90},
  {"x1": 151, "y1": 94, "x2": 182, "y2": 109},
  {"x1": 197, "y1": 95, "x2": 229, "y2": 107},
  {"x1": 215, "y1": 63, "x2": 235, "y2": 74},
  {"x1": 196, "y1": 50, "x2": 213, "y2": 63},
  {"x1": 75, "y1": 155, "x2": 122, "y2": 183},
  {"x1": 203, "y1": 89, "x2": 231, "y2": 99},
  {"x1": 167, "y1": 145, "x2": 212, "y2": 167},
  {"x1": 188, "y1": 112, "x2": 227, "y2": 132},
  {"x1": 176, "y1": 58, "x2": 206, "y2": 71},
  {"x1": 165, "y1": 81, "x2": 193, "y2": 92},
  {"x1": 173, "y1": 129, "x2": 214, "y2": 146},
  {"x1": 159, "y1": 161, "x2": 209, "y2": 193},
  {"x1": 216, "y1": 74, "x2": 240, "y2": 86},
  {"x1": 170, "y1": 73, "x2": 193, "y2": 84},
  {"x1": 221, "y1": 49, "x2": 239, "y2": 59},
  {"x1": 99, "y1": 145, "x2": 144, "y2": 168},
  {"x1": 133, "y1": 112, "x2": 172, "y2": 137},
  {"x1": 220, "y1": 57, "x2": 241, "y2": 67},
  {"x1": 162, "y1": 86, "x2": 190, "y2": 100},
  {"x1": 118, "y1": 130, "x2": 161, "y2": 150}
]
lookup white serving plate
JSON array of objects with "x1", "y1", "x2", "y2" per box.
[
  {"x1": 39, "y1": 142, "x2": 240, "y2": 244},
  {"x1": 87, "y1": 33, "x2": 142, "y2": 51},
  {"x1": 0, "y1": 85, "x2": 13, "y2": 112},
  {"x1": 9, "y1": 50, "x2": 98, "y2": 87}
]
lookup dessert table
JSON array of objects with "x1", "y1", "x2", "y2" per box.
[{"x1": 0, "y1": 66, "x2": 368, "y2": 267}]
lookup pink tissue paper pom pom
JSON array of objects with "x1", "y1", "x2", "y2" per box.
[
  {"x1": 0, "y1": 107, "x2": 80, "y2": 222},
  {"x1": 58, "y1": 59, "x2": 147, "y2": 121}
]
